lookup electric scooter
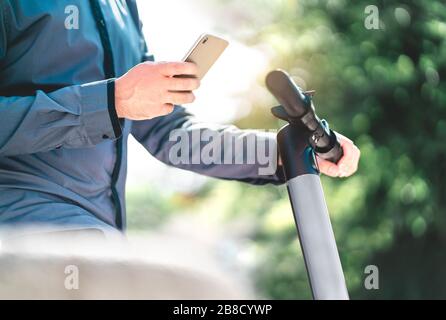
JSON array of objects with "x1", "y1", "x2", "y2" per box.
[{"x1": 266, "y1": 70, "x2": 349, "y2": 300}]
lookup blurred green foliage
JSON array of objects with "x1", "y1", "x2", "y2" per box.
[
  {"x1": 126, "y1": 186, "x2": 204, "y2": 230},
  {"x1": 126, "y1": 186, "x2": 176, "y2": 230},
  {"x1": 211, "y1": 0, "x2": 446, "y2": 299}
]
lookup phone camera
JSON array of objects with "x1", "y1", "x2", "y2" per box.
[{"x1": 202, "y1": 37, "x2": 208, "y2": 44}]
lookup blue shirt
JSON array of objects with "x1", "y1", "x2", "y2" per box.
[{"x1": 0, "y1": 0, "x2": 283, "y2": 232}]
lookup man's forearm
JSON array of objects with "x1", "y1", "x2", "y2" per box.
[{"x1": 131, "y1": 106, "x2": 285, "y2": 185}]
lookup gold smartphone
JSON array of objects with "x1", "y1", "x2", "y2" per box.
[{"x1": 181, "y1": 34, "x2": 229, "y2": 80}]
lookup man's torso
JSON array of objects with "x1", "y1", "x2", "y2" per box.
[{"x1": 0, "y1": 0, "x2": 144, "y2": 230}]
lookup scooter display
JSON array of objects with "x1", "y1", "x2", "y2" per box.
[{"x1": 266, "y1": 70, "x2": 349, "y2": 300}]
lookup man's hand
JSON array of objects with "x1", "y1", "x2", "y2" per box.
[
  {"x1": 115, "y1": 61, "x2": 200, "y2": 120},
  {"x1": 317, "y1": 133, "x2": 360, "y2": 178}
]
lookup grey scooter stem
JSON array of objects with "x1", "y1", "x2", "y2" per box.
[
  {"x1": 276, "y1": 118, "x2": 349, "y2": 300},
  {"x1": 287, "y1": 174, "x2": 349, "y2": 299},
  {"x1": 267, "y1": 69, "x2": 348, "y2": 299}
]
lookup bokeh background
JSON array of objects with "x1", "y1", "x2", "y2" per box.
[{"x1": 125, "y1": 0, "x2": 446, "y2": 299}]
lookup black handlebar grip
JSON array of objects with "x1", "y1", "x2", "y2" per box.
[
  {"x1": 314, "y1": 129, "x2": 344, "y2": 164},
  {"x1": 265, "y1": 70, "x2": 310, "y2": 118}
]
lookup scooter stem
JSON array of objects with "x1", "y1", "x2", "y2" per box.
[
  {"x1": 277, "y1": 124, "x2": 349, "y2": 300},
  {"x1": 267, "y1": 69, "x2": 349, "y2": 300}
]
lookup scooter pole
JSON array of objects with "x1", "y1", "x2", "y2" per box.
[{"x1": 266, "y1": 70, "x2": 349, "y2": 300}]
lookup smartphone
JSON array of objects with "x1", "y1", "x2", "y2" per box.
[{"x1": 180, "y1": 34, "x2": 229, "y2": 80}]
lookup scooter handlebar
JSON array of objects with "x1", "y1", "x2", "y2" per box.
[
  {"x1": 266, "y1": 69, "x2": 344, "y2": 164},
  {"x1": 266, "y1": 70, "x2": 310, "y2": 118}
]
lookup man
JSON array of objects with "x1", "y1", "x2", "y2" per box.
[{"x1": 0, "y1": 0, "x2": 360, "y2": 233}]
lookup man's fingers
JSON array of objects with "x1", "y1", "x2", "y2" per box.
[
  {"x1": 164, "y1": 91, "x2": 196, "y2": 105},
  {"x1": 159, "y1": 62, "x2": 198, "y2": 77},
  {"x1": 167, "y1": 77, "x2": 200, "y2": 92},
  {"x1": 314, "y1": 132, "x2": 360, "y2": 178},
  {"x1": 337, "y1": 143, "x2": 360, "y2": 177},
  {"x1": 337, "y1": 141, "x2": 352, "y2": 177},
  {"x1": 317, "y1": 157, "x2": 340, "y2": 177}
]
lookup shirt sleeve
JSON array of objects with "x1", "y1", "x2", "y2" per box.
[
  {"x1": 0, "y1": 80, "x2": 122, "y2": 157},
  {"x1": 0, "y1": 2, "x2": 121, "y2": 157},
  {"x1": 130, "y1": 105, "x2": 285, "y2": 185}
]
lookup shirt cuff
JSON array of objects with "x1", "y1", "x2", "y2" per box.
[
  {"x1": 106, "y1": 80, "x2": 122, "y2": 137},
  {"x1": 79, "y1": 80, "x2": 122, "y2": 144}
]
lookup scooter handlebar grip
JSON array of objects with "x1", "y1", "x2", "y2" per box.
[
  {"x1": 314, "y1": 130, "x2": 344, "y2": 164},
  {"x1": 265, "y1": 70, "x2": 309, "y2": 118}
]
